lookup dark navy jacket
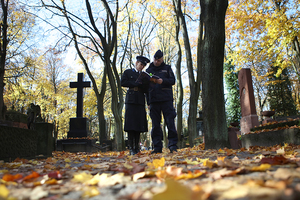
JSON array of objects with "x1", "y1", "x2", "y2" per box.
[
  {"x1": 146, "y1": 62, "x2": 175, "y2": 104},
  {"x1": 121, "y1": 68, "x2": 148, "y2": 105}
]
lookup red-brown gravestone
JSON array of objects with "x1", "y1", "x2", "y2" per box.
[{"x1": 238, "y1": 68, "x2": 259, "y2": 134}]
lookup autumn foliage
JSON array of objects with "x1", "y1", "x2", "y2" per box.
[{"x1": 1, "y1": 143, "x2": 300, "y2": 199}]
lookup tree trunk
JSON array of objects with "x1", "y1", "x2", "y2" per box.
[
  {"x1": 0, "y1": 0, "x2": 8, "y2": 120},
  {"x1": 291, "y1": 36, "x2": 300, "y2": 83},
  {"x1": 174, "y1": 12, "x2": 183, "y2": 148},
  {"x1": 96, "y1": 67, "x2": 107, "y2": 145},
  {"x1": 174, "y1": 0, "x2": 198, "y2": 147},
  {"x1": 200, "y1": 0, "x2": 229, "y2": 149},
  {"x1": 106, "y1": 58, "x2": 124, "y2": 151}
]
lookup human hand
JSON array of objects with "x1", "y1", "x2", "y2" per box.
[{"x1": 150, "y1": 78, "x2": 163, "y2": 84}]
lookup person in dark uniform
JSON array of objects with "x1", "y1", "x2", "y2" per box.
[
  {"x1": 146, "y1": 50, "x2": 178, "y2": 154},
  {"x1": 121, "y1": 55, "x2": 150, "y2": 155}
]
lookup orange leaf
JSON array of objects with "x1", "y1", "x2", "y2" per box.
[
  {"x1": 2, "y1": 174, "x2": 23, "y2": 182},
  {"x1": 23, "y1": 171, "x2": 40, "y2": 181}
]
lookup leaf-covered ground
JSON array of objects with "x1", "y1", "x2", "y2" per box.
[{"x1": 1, "y1": 143, "x2": 300, "y2": 200}]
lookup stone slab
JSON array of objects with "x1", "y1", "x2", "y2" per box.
[
  {"x1": 56, "y1": 138, "x2": 97, "y2": 152},
  {"x1": 241, "y1": 128, "x2": 300, "y2": 148}
]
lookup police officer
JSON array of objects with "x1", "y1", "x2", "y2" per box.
[
  {"x1": 121, "y1": 55, "x2": 150, "y2": 155},
  {"x1": 146, "y1": 50, "x2": 178, "y2": 154}
]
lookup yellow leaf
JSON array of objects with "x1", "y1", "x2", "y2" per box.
[
  {"x1": 175, "y1": 171, "x2": 203, "y2": 180},
  {"x1": 184, "y1": 158, "x2": 200, "y2": 165},
  {"x1": 31, "y1": 160, "x2": 39, "y2": 165},
  {"x1": 72, "y1": 172, "x2": 93, "y2": 183},
  {"x1": 64, "y1": 158, "x2": 71, "y2": 163},
  {"x1": 251, "y1": 164, "x2": 271, "y2": 171},
  {"x1": 203, "y1": 159, "x2": 217, "y2": 168},
  {"x1": 152, "y1": 179, "x2": 193, "y2": 200},
  {"x1": 0, "y1": 170, "x2": 9, "y2": 174},
  {"x1": 123, "y1": 162, "x2": 133, "y2": 169},
  {"x1": 82, "y1": 186, "x2": 100, "y2": 198},
  {"x1": 45, "y1": 179, "x2": 58, "y2": 185},
  {"x1": 65, "y1": 163, "x2": 70, "y2": 168},
  {"x1": 88, "y1": 173, "x2": 109, "y2": 186},
  {"x1": 153, "y1": 157, "x2": 165, "y2": 168},
  {"x1": 0, "y1": 184, "x2": 9, "y2": 199},
  {"x1": 86, "y1": 174, "x2": 104, "y2": 185},
  {"x1": 218, "y1": 148, "x2": 225, "y2": 153},
  {"x1": 217, "y1": 156, "x2": 226, "y2": 162}
]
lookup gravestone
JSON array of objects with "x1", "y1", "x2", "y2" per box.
[
  {"x1": 56, "y1": 73, "x2": 97, "y2": 152},
  {"x1": 68, "y1": 73, "x2": 91, "y2": 138},
  {"x1": 238, "y1": 68, "x2": 259, "y2": 134},
  {"x1": 196, "y1": 111, "x2": 203, "y2": 137},
  {"x1": 228, "y1": 123, "x2": 241, "y2": 149}
]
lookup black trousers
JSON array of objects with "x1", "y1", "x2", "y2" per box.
[{"x1": 150, "y1": 101, "x2": 178, "y2": 150}]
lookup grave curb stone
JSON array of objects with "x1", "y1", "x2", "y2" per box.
[{"x1": 241, "y1": 128, "x2": 300, "y2": 148}]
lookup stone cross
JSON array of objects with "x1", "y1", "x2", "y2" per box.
[{"x1": 70, "y1": 73, "x2": 91, "y2": 118}]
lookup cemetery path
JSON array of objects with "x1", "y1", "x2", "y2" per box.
[{"x1": 1, "y1": 144, "x2": 300, "y2": 200}]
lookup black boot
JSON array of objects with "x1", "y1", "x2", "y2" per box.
[
  {"x1": 128, "y1": 132, "x2": 135, "y2": 155},
  {"x1": 134, "y1": 132, "x2": 140, "y2": 154}
]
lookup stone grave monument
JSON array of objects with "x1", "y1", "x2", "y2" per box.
[
  {"x1": 238, "y1": 68, "x2": 259, "y2": 134},
  {"x1": 237, "y1": 68, "x2": 300, "y2": 148},
  {"x1": 0, "y1": 106, "x2": 55, "y2": 161},
  {"x1": 68, "y1": 72, "x2": 91, "y2": 138},
  {"x1": 56, "y1": 73, "x2": 96, "y2": 152}
]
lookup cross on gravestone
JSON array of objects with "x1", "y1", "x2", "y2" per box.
[
  {"x1": 67, "y1": 73, "x2": 91, "y2": 138},
  {"x1": 70, "y1": 73, "x2": 91, "y2": 118}
]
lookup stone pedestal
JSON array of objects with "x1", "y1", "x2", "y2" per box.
[
  {"x1": 262, "y1": 111, "x2": 275, "y2": 125},
  {"x1": 262, "y1": 118, "x2": 275, "y2": 125},
  {"x1": 56, "y1": 117, "x2": 95, "y2": 152},
  {"x1": 67, "y1": 117, "x2": 89, "y2": 138},
  {"x1": 228, "y1": 127, "x2": 241, "y2": 149},
  {"x1": 240, "y1": 115, "x2": 259, "y2": 134},
  {"x1": 56, "y1": 138, "x2": 97, "y2": 153}
]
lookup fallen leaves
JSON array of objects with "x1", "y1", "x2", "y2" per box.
[
  {"x1": 0, "y1": 184, "x2": 9, "y2": 199},
  {"x1": 2, "y1": 144, "x2": 300, "y2": 199}
]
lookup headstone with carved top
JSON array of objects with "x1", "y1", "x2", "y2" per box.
[{"x1": 238, "y1": 68, "x2": 259, "y2": 134}]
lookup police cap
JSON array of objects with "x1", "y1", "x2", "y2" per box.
[
  {"x1": 136, "y1": 56, "x2": 150, "y2": 66},
  {"x1": 154, "y1": 50, "x2": 163, "y2": 59}
]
